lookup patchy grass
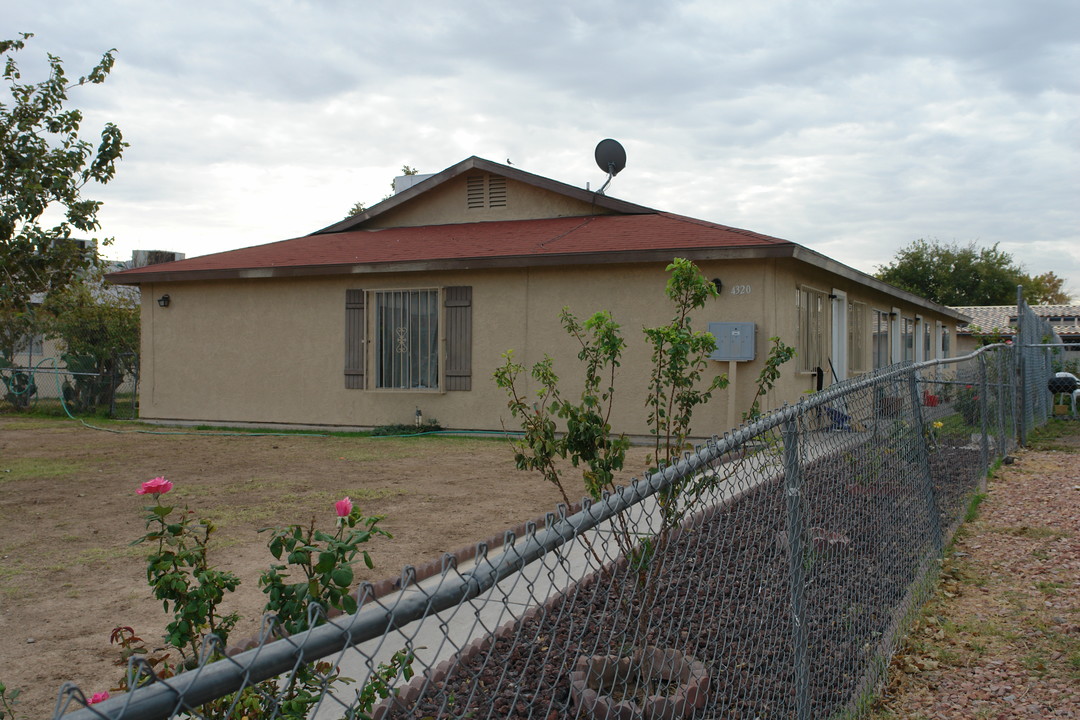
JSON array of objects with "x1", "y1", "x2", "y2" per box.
[
  {"x1": 1027, "y1": 418, "x2": 1080, "y2": 451},
  {"x1": 964, "y1": 491, "x2": 988, "y2": 523},
  {"x1": 0, "y1": 417, "x2": 74, "y2": 430},
  {"x1": 1034, "y1": 580, "x2": 1068, "y2": 596},
  {"x1": 2, "y1": 415, "x2": 620, "y2": 718},
  {"x1": 0, "y1": 457, "x2": 87, "y2": 481}
]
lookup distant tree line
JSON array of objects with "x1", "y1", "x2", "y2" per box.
[{"x1": 875, "y1": 238, "x2": 1072, "y2": 306}]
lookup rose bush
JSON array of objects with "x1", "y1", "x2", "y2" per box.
[
  {"x1": 2, "y1": 478, "x2": 410, "y2": 720},
  {"x1": 956, "y1": 384, "x2": 981, "y2": 426}
]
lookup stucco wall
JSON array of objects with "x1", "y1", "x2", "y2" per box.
[
  {"x1": 365, "y1": 173, "x2": 618, "y2": 228},
  {"x1": 138, "y1": 258, "x2": 961, "y2": 436}
]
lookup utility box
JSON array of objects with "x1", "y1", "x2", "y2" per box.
[{"x1": 708, "y1": 322, "x2": 756, "y2": 362}]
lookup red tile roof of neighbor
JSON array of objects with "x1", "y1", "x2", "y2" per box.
[{"x1": 107, "y1": 212, "x2": 795, "y2": 283}]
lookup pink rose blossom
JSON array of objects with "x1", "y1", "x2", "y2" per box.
[
  {"x1": 137, "y1": 477, "x2": 173, "y2": 495},
  {"x1": 88, "y1": 692, "x2": 110, "y2": 705},
  {"x1": 335, "y1": 496, "x2": 353, "y2": 517}
]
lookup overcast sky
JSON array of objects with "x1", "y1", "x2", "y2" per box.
[{"x1": 6, "y1": 0, "x2": 1079, "y2": 300}]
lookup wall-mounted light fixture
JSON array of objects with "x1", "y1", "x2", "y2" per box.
[
  {"x1": 712, "y1": 278, "x2": 723, "y2": 294},
  {"x1": 158, "y1": 294, "x2": 171, "y2": 308}
]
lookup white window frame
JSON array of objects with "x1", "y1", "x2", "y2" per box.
[
  {"x1": 872, "y1": 308, "x2": 891, "y2": 370},
  {"x1": 891, "y1": 307, "x2": 902, "y2": 364}
]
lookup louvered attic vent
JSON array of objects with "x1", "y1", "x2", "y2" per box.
[{"x1": 466, "y1": 174, "x2": 507, "y2": 209}]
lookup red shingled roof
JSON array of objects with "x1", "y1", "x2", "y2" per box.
[{"x1": 108, "y1": 212, "x2": 795, "y2": 283}]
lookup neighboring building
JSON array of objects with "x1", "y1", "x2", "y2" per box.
[
  {"x1": 106, "y1": 157, "x2": 967, "y2": 434},
  {"x1": 954, "y1": 305, "x2": 1080, "y2": 354},
  {"x1": 4, "y1": 250, "x2": 183, "y2": 371}
]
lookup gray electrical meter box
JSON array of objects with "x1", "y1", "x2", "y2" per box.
[{"x1": 708, "y1": 322, "x2": 756, "y2": 362}]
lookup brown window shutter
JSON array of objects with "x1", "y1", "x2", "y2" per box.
[
  {"x1": 444, "y1": 286, "x2": 472, "y2": 391},
  {"x1": 345, "y1": 290, "x2": 365, "y2": 389}
]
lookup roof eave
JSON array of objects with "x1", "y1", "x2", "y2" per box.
[
  {"x1": 792, "y1": 246, "x2": 971, "y2": 322},
  {"x1": 105, "y1": 245, "x2": 797, "y2": 285}
]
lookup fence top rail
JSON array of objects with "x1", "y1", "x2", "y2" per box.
[
  {"x1": 1, "y1": 366, "x2": 104, "y2": 377},
  {"x1": 781, "y1": 343, "x2": 1014, "y2": 418}
]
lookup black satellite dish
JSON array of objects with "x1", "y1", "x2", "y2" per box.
[
  {"x1": 594, "y1": 139, "x2": 626, "y2": 195},
  {"x1": 595, "y1": 138, "x2": 626, "y2": 175}
]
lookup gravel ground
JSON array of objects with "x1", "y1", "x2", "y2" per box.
[
  {"x1": 869, "y1": 421, "x2": 1080, "y2": 719},
  {"x1": 386, "y1": 431, "x2": 986, "y2": 718}
]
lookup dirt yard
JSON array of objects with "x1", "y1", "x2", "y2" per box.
[
  {"x1": 868, "y1": 422, "x2": 1080, "y2": 719},
  {"x1": 0, "y1": 417, "x2": 653, "y2": 717}
]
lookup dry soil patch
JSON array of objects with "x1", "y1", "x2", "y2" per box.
[{"x1": 0, "y1": 417, "x2": 652, "y2": 717}]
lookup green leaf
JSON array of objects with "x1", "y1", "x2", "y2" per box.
[
  {"x1": 314, "y1": 551, "x2": 336, "y2": 574},
  {"x1": 331, "y1": 565, "x2": 353, "y2": 588}
]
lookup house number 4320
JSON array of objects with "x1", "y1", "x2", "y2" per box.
[{"x1": 730, "y1": 284, "x2": 752, "y2": 295}]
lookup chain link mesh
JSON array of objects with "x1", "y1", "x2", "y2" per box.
[
  {"x1": 1, "y1": 308, "x2": 139, "y2": 420},
  {"x1": 51, "y1": 341, "x2": 1062, "y2": 720}
]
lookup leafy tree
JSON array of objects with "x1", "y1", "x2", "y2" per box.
[
  {"x1": 875, "y1": 239, "x2": 1023, "y2": 306},
  {"x1": 344, "y1": 164, "x2": 418, "y2": 219},
  {"x1": 1, "y1": 33, "x2": 127, "y2": 312},
  {"x1": 0, "y1": 306, "x2": 37, "y2": 363},
  {"x1": 1019, "y1": 271, "x2": 1071, "y2": 305},
  {"x1": 41, "y1": 267, "x2": 139, "y2": 412},
  {"x1": 875, "y1": 239, "x2": 1071, "y2": 306},
  {"x1": 344, "y1": 200, "x2": 367, "y2": 218}
]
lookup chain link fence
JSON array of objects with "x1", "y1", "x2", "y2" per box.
[
  {"x1": 51, "y1": 336, "x2": 1056, "y2": 720},
  {"x1": 0, "y1": 313, "x2": 139, "y2": 420},
  {"x1": 1014, "y1": 291, "x2": 1075, "y2": 444}
]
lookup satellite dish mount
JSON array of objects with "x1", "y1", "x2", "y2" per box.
[{"x1": 593, "y1": 139, "x2": 626, "y2": 195}]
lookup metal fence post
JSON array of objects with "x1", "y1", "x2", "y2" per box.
[
  {"x1": 978, "y1": 352, "x2": 990, "y2": 472},
  {"x1": 109, "y1": 354, "x2": 118, "y2": 418},
  {"x1": 783, "y1": 412, "x2": 809, "y2": 720},
  {"x1": 907, "y1": 368, "x2": 943, "y2": 549},
  {"x1": 1016, "y1": 286, "x2": 1028, "y2": 446},
  {"x1": 996, "y1": 350, "x2": 1009, "y2": 455}
]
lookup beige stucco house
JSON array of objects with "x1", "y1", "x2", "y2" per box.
[{"x1": 107, "y1": 157, "x2": 967, "y2": 435}]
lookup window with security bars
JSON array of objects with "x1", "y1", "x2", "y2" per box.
[
  {"x1": 872, "y1": 309, "x2": 891, "y2": 369},
  {"x1": 923, "y1": 321, "x2": 932, "y2": 360},
  {"x1": 942, "y1": 326, "x2": 951, "y2": 358},
  {"x1": 374, "y1": 289, "x2": 439, "y2": 389},
  {"x1": 848, "y1": 301, "x2": 867, "y2": 373},
  {"x1": 345, "y1": 287, "x2": 471, "y2": 391},
  {"x1": 797, "y1": 286, "x2": 826, "y2": 373}
]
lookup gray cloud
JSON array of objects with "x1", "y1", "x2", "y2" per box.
[{"x1": 4, "y1": 0, "x2": 1078, "y2": 297}]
